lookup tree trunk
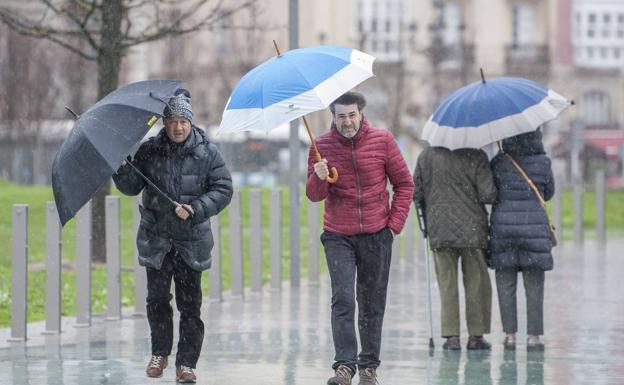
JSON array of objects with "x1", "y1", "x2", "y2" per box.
[{"x1": 91, "y1": 0, "x2": 123, "y2": 263}]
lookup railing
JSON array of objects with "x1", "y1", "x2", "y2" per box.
[
  {"x1": 8, "y1": 171, "x2": 610, "y2": 341},
  {"x1": 505, "y1": 44, "x2": 550, "y2": 78},
  {"x1": 7, "y1": 188, "x2": 421, "y2": 341}
]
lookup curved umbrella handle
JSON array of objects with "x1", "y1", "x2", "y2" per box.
[{"x1": 327, "y1": 167, "x2": 338, "y2": 184}]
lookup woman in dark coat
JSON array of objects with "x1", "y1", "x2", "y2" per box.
[{"x1": 489, "y1": 128, "x2": 555, "y2": 351}]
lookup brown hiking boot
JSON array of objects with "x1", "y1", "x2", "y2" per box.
[
  {"x1": 146, "y1": 355, "x2": 168, "y2": 378},
  {"x1": 175, "y1": 365, "x2": 197, "y2": 383},
  {"x1": 327, "y1": 365, "x2": 353, "y2": 385},
  {"x1": 442, "y1": 336, "x2": 461, "y2": 350},
  {"x1": 358, "y1": 367, "x2": 379, "y2": 385},
  {"x1": 467, "y1": 336, "x2": 491, "y2": 350}
]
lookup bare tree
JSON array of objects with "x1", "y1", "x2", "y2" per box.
[{"x1": 0, "y1": 0, "x2": 256, "y2": 262}]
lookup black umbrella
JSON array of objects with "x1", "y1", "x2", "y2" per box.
[{"x1": 52, "y1": 79, "x2": 182, "y2": 226}]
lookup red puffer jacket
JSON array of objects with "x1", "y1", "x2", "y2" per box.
[{"x1": 306, "y1": 118, "x2": 415, "y2": 236}]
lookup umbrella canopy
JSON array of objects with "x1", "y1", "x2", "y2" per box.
[
  {"x1": 52, "y1": 79, "x2": 181, "y2": 226},
  {"x1": 217, "y1": 45, "x2": 375, "y2": 134},
  {"x1": 422, "y1": 76, "x2": 572, "y2": 150}
]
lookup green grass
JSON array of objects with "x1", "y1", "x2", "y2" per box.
[
  {"x1": 546, "y1": 190, "x2": 624, "y2": 239},
  {"x1": 2, "y1": 178, "x2": 624, "y2": 328},
  {"x1": 0, "y1": 179, "x2": 327, "y2": 327}
]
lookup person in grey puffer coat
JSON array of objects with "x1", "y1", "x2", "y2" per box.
[
  {"x1": 113, "y1": 88, "x2": 232, "y2": 382},
  {"x1": 489, "y1": 128, "x2": 554, "y2": 352}
]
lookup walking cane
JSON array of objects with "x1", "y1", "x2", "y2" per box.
[{"x1": 416, "y1": 205, "x2": 435, "y2": 350}]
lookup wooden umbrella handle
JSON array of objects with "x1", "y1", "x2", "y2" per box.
[{"x1": 305, "y1": 116, "x2": 338, "y2": 184}]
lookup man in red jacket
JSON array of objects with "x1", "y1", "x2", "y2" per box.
[{"x1": 306, "y1": 92, "x2": 414, "y2": 385}]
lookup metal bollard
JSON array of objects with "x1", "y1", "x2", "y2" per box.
[
  {"x1": 229, "y1": 191, "x2": 244, "y2": 299},
  {"x1": 552, "y1": 175, "x2": 563, "y2": 244},
  {"x1": 405, "y1": 210, "x2": 415, "y2": 263},
  {"x1": 209, "y1": 215, "x2": 222, "y2": 302},
  {"x1": 10, "y1": 204, "x2": 28, "y2": 341},
  {"x1": 270, "y1": 189, "x2": 282, "y2": 291},
  {"x1": 595, "y1": 169, "x2": 606, "y2": 246},
  {"x1": 573, "y1": 176, "x2": 584, "y2": 246},
  {"x1": 75, "y1": 201, "x2": 92, "y2": 327},
  {"x1": 105, "y1": 196, "x2": 121, "y2": 320},
  {"x1": 133, "y1": 196, "x2": 146, "y2": 316},
  {"x1": 44, "y1": 202, "x2": 62, "y2": 334},
  {"x1": 308, "y1": 200, "x2": 320, "y2": 286},
  {"x1": 250, "y1": 190, "x2": 263, "y2": 293}
]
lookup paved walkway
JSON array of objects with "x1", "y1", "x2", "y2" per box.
[{"x1": 0, "y1": 240, "x2": 622, "y2": 385}]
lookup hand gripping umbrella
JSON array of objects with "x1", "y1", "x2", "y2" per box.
[
  {"x1": 217, "y1": 41, "x2": 376, "y2": 183},
  {"x1": 52, "y1": 79, "x2": 183, "y2": 226}
]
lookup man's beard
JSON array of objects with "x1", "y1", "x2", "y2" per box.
[{"x1": 338, "y1": 123, "x2": 359, "y2": 138}]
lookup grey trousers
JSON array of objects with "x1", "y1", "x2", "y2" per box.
[
  {"x1": 432, "y1": 248, "x2": 492, "y2": 337},
  {"x1": 495, "y1": 268, "x2": 545, "y2": 336}
]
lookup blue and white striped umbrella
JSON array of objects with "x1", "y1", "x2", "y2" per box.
[
  {"x1": 217, "y1": 45, "x2": 375, "y2": 134},
  {"x1": 422, "y1": 77, "x2": 572, "y2": 150}
]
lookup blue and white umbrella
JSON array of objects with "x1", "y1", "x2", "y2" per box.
[
  {"x1": 217, "y1": 45, "x2": 375, "y2": 134},
  {"x1": 422, "y1": 76, "x2": 572, "y2": 150}
]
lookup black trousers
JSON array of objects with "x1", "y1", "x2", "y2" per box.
[
  {"x1": 321, "y1": 227, "x2": 393, "y2": 373},
  {"x1": 495, "y1": 268, "x2": 545, "y2": 336},
  {"x1": 146, "y1": 249, "x2": 204, "y2": 368}
]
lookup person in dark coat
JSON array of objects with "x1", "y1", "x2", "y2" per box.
[
  {"x1": 113, "y1": 88, "x2": 233, "y2": 383},
  {"x1": 413, "y1": 146, "x2": 497, "y2": 351},
  {"x1": 489, "y1": 128, "x2": 555, "y2": 352}
]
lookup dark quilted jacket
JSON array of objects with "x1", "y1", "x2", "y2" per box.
[
  {"x1": 113, "y1": 126, "x2": 233, "y2": 271},
  {"x1": 489, "y1": 130, "x2": 555, "y2": 271},
  {"x1": 413, "y1": 146, "x2": 497, "y2": 249},
  {"x1": 306, "y1": 118, "x2": 415, "y2": 235}
]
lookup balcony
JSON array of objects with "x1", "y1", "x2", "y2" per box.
[{"x1": 505, "y1": 44, "x2": 550, "y2": 79}]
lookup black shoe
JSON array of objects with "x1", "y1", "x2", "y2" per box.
[
  {"x1": 467, "y1": 336, "x2": 491, "y2": 350},
  {"x1": 443, "y1": 336, "x2": 461, "y2": 350},
  {"x1": 527, "y1": 335, "x2": 545, "y2": 352},
  {"x1": 503, "y1": 335, "x2": 516, "y2": 351}
]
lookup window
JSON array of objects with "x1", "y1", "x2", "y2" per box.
[
  {"x1": 442, "y1": 2, "x2": 460, "y2": 45},
  {"x1": 603, "y1": 13, "x2": 611, "y2": 37},
  {"x1": 512, "y1": 3, "x2": 535, "y2": 48},
  {"x1": 358, "y1": 0, "x2": 408, "y2": 61},
  {"x1": 581, "y1": 91, "x2": 610, "y2": 126}
]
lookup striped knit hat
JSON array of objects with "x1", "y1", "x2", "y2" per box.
[{"x1": 164, "y1": 88, "x2": 193, "y2": 122}]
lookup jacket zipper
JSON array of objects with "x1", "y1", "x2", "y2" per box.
[{"x1": 350, "y1": 139, "x2": 363, "y2": 233}]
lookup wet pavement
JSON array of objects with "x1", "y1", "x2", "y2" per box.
[{"x1": 1, "y1": 239, "x2": 623, "y2": 384}]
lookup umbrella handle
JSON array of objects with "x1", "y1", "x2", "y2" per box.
[
  {"x1": 327, "y1": 167, "x2": 338, "y2": 183},
  {"x1": 313, "y1": 150, "x2": 338, "y2": 184},
  {"x1": 305, "y1": 115, "x2": 338, "y2": 184},
  {"x1": 125, "y1": 161, "x2": 194, "y2": 218}
]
